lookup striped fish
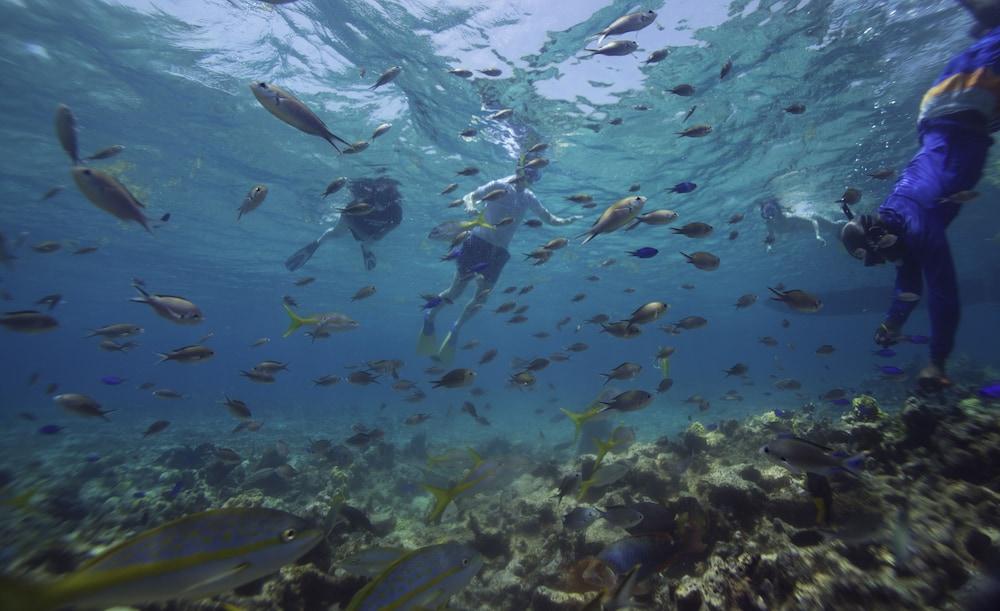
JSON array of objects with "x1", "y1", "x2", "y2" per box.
[
  {"x1": 0, "y1": 508, "x2": 322, "y2": 610},
  {"x1": 346, "y1": 542, "x2": 482, "y2": 610}
]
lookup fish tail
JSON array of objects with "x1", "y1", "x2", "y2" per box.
[
  {"x1": 670, "y1": 227, "x2": 683, "y2": 234},
  {"x1": 422, "y1": 483, "x2": 462, "y2": 525},
  {"x1": 0, "y1": 576, "x2": 59, "y2": 611},
  {"x1": 624, "y1": 220, "x2": 640, "y2": 231},
  {"x1": 561, "y1": 408, "x2": 591, "y2": 441},
  {"x1": 659, "y1": 356, "x2": 670, "y2": 378},
  {"x1": 130, "y1": 283, "x2": 151, "y2": 303},
  {"x1": 577, "y1": 477, "x2": 595, "y2": 501},
  {"x1": 767, "y1": 286, "x2": 784, "y2": 300},
  {"x1": 282, "y1": 303, "x2": 306, "y2": 337},
  {"x1": 593, "y1": 437, "x2": 616, "y2": 470},
  {"x1": 155, "y1": 353, "x2": 170, "y2": 364},
  {"x1": 579, "y1": 232, "x2": 596, "y2": 245},
  {"x1": 476, "y1": 212, "x2": 495, "y2": 230}
]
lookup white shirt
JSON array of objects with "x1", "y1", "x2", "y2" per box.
[{"x1": 463, "y1": 175, "x2": 573, "y2": 249}]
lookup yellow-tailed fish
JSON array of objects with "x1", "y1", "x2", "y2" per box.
[
  {"x1": 578, "y1": 462, "x2": 630, "y2": 501},
  {"x1": 345, "y1": 542, "x2": 482, "y2": 611},
  {"x1": 458, "y1": 211, "x2": 496, "y2": 231},
  {"x1": 659, "y1": 354, "x2": 670, "y2": 378},
  {"x1": 282, "y1": 303, "x2": 358, "y2": 338},
  {"x1": 0, "y1": 508, "x2": 321, "y2": 611},
  {"x1": 561, "y1": 404, "x2": 605, "y2": 441},
  {"x1": 422, "y1": 448, "x2": 503, "y2": 524}
]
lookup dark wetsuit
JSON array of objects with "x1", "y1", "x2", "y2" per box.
[
  {"x1": 878, "y1": 26, "x2": 999, "y2": 365},
  {"x1": 343, "y1": 202, "x2": 401, "y2": 242}
]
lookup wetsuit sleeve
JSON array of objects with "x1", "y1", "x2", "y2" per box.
[
  {"x1": 526, "y1": 191, "x2": 573, "y2": 226},
  {"x1": 917, "y1": 228, "x2": 960, "y2": 366},
  {"x1": 885, "y1": 255, "x2": 922, "y2": 329}
]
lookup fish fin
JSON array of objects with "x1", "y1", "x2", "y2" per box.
[
  {"x1": 561, "y1": 408, "x2": 589, "y2": 441},
  {"x1": 422, "y1": 483, "x2": 458, "y2": 525},
  {"x1": 472, "y1": 211, "x2": 494, "y2": 230},
  {"x1": 179, "y1": 562, "x2": 251, "y2": 594},
  {"x1": 129, "y1": 283, "x2": 151, "y2": 303},
  {"x1": 679, "y1": 251, "x2": 691, "y2": 260},
  {"x1": 466, "y1": 447, "x2": 483, "y2": 466},
  {"x1": 624, "y1": 219, "x2": 641, "y2": 231},
  {"x1": 155, "y1": 353, "x2": 170, "y2": 364},
  {"x1": 577, "y1": 477, "x2": 595, "y2": 501},
  {"x1": 579, "y1": 232, "x2": 596, "y2": 244},
  {"x1": 767, "y1": 286, "x2": 785, "y2": 300},
  {"x1": 282, "y1": 303, "x2": 306, "y2": 337},
  {"x1": 593, "y1": 436, "x2": 616, "y2": 470}
]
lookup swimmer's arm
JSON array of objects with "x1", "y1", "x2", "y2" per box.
[
  {"x1": 463, "y1": 180, "x2": 507, "y2": 215},
  {"x1": 885, "y1": 254, "x2": 922, "y2": 329},
  {"x1": 527, "y1": 191, "x2": 577, "y2": 226}
]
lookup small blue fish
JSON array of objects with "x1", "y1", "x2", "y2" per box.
[
  {"x1": 627, "y1": 247, "x2": 658, "y2": 259},
  {"x1": 101, "y1": 375, "x2": 126, "y2": 386},
  {"x1": 705, "y1": 422, "x2": 718, "y2": 431},
  {"x1": 85, "y1": 453, "x2": 101, "y2": 463},
  {"x1": 905, "y1": 335, "x2": 930, "y2": 345},
  {"x1": 669, "y1": 181, "x2": 697, "y2": 194},
  {"x1": 38, "y1": 424, "x2": 64, "y2": 435},
  {"x1": 878, "y1": 365, "x2": 906, "y2": 377},
  {"x1": 831, "y1": 398, "x2": 851, "y2": 406},
  {"x1": 978, "y1": 382, "x2": 1000, "y2": 400},
  {"x1": 441, "y1": 246, "x2": 463, "y2": 261},
  {"x1": 774, "y1": 409, "x2": 794, "y2": 419},
  {"x1": 422, "y1": 296, "x2": 445, "y2": 309},
  {"x1": 133, "y1": 491, "x2": 146, "y2": 499},
  {"x1": 874, "y1": 348, "x2": 896, "y2": 358},
  {"x1": 165, "y1": 481, "x2": 184, "y2": 499},
  {"x1": 159, "y1": 213, "x2": 171, "y2": 222}
]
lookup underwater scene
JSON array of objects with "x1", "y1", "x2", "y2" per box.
[{"x1": 3, "y1": 0, "x2": 1000, "y2": 609}]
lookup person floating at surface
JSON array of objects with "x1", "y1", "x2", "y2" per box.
[
  {"x1": 418, "y1": 154, "x2": 580, "y2": 364},
  {"x1": 285, "y1": 177, "x2": 402, "y2": 272},
  {"x1": 759, "y1": 195, "x2": 841, "y2": 251},
  {"x1": 840, "y1": 0, "x2": 999, "y2": 392}
]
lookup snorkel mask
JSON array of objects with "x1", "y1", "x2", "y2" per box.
[
  {"x1": 839, "y1": 203, "x2": 900, "y2": 266},
  {"x1": 513, "y1": 152, "x2": 544, "y2": 188}
]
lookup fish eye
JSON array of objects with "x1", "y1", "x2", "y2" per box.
[
  {"x1": 82, "y1": 169, "x2": 92, "y2": 175},
  {"x1": 462, "y1": 557, "x2": 470, "y2": 566},
  {"x1": 259, "y1": 82, "x2": 268, "y2": 88},
  {"x1": 762, "y1": 447, "x2": 769, "y2": 453},
  {"x1": 281, "y1": 528, "x2": 297, "y2": 541}
]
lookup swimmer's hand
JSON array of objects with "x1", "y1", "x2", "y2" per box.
[{"x1": 873, "y1": 322, "x2": 901, "y2": 348}]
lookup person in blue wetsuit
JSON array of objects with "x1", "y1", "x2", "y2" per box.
[
  {"x1": 417, "y1": 154, "x2": 580, "y2": 364},
  {"x1": 840, "y1": 1, "x2": 999, "y2": 391}
]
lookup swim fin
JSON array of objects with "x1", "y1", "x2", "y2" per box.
[
  {"x1": 436, "y1": 331, "x2": 457, "y2": 365},
  {"x1": 416, "y1": 316, "x2": 436, "y2": 356},
  {"x1": 285, "y1": 240, "x2": 321, "y2": 272}
]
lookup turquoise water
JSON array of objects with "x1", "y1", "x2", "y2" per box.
[{"x1": 1, "y1": 0, "x2": 999, "y2": 607}]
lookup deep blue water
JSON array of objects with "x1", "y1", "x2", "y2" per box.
[{"x1": 1, "y1": 0, "x2": 998, "y2": 472}]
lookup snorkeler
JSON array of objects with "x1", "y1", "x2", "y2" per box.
[
  {"x1": 758, "y1": 195, "x2": 841, "y2": 250},
  {"x1": 417, "y1": 154, "x2": 581, "y2": 364},
  {"x1": 840, "y1": 0, "x2": 1000, "y2": 392},
  {"x1": 285, "y1": 177, "x2": 402, "y2": 272}
]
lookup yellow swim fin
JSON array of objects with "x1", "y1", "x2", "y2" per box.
[
  {"x1": 436, "y1": 331, "x2": 457, "y2": 365},
  {"x1": 416, "y1": 329, "x2": 437, "y2": 356}
]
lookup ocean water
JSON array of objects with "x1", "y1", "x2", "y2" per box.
[{"x1": 1, "y1": 0, "x2": 999, "y2": 608}]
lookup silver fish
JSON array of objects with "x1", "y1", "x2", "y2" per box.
[
  {"x1": 71, "y1": 167, "x2": 151, "y2": 232},
  {"x1": 250, "y1": 81, "x2": 352, "y2": 151}
]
